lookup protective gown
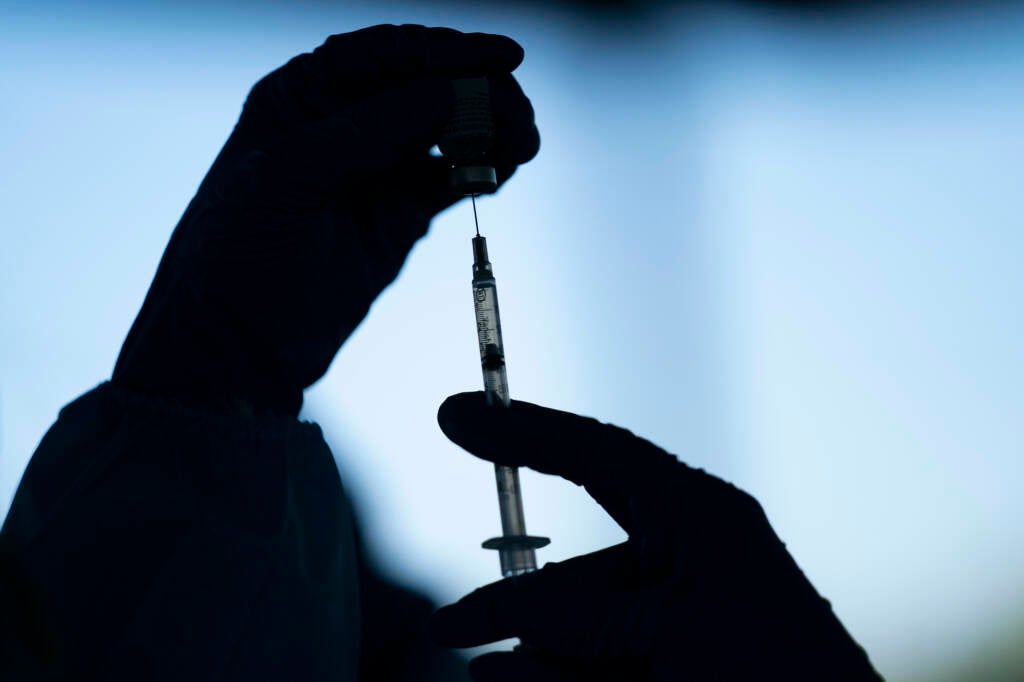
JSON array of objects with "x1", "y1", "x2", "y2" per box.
[{"x1": 1, "y1": 383, "x2": 466, "y2": 681}]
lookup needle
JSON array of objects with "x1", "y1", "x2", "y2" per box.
[{"x1": 472, "y1": 194, "x2": 480, "y2": 237}]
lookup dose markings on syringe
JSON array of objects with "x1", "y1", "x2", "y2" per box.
[{"x1": 474, "y1": 286, "x2": 502, "y2": 351}]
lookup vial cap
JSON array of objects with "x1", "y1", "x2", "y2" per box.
[{"x1": 451, "y1": 165, "x2": 498, "y2": 196}]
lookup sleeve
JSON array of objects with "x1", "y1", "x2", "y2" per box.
[{"x1": 0, "y1": 382, "x2": 361, "y2": 681}]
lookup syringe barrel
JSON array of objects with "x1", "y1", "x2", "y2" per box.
[{"x1": 472, "y1": 280, "x2": 510, "y2": 408}]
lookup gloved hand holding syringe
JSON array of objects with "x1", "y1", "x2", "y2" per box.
[
  {"x1": 429, "y1": 67, "x2": 880, "y2": 682},
  {"x1": 439, "y1": 77, "x2": 550, "y2": 577}
]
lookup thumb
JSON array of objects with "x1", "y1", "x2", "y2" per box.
[{"x1": 247, "y1": 76, "x2": 456, "y2": 205}]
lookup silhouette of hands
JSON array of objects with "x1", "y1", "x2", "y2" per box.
[
  {"x1": 433, "y1": 393, "x2": 881, "y2": 682},
  {"x1": 113, "y1": 25, "x2": 539, "y2": 416}
]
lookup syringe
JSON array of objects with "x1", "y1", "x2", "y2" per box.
[
  {"x1": 438, "y1": 76, "x2": 549, "y2": 577},
  {"x1": 469, "y1": 197, "x2": 549, "y2": 577}
]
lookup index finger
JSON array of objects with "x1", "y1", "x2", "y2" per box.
[
  {"x1": 315, "y1": 24, "x2": 525, "y2": 84},
  {"x1": 248, "y1": 25, "x2": 525, "y2": 120},
  {"x1": 437, "y1": 392, "x2": 683, "y2": 529}
]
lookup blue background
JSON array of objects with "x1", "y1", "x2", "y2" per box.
[{"x1": 2, "y1": 2, "x2": 1022, "y2": 678}]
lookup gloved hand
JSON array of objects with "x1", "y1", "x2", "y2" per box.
[
  {"x1": 112, "y1": 25, "x2": 539, "y2": 416},
  {"x1": 433, "y1": 392, "x2": 883, "y2": 682}
]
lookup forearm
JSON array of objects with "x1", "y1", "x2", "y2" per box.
[{"x1": 111, "y1": 200, "x2": 304, "y2": 417}]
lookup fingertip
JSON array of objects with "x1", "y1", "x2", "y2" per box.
[
  {"x1": 437, "y1": 391, "x2": 487, "y2": 443},
  {"x1": 437, "y1": 390, "x2": 485, "y2": 422},
  {"x1": 466, "y1": 32, "x2": 525, "y2": 71}
]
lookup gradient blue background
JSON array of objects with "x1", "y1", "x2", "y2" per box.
[{"x1": 2, "y1": 2, "x2": 1022, "y2": 679}]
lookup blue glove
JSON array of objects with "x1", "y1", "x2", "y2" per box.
[
  {"x1": 113, "y1": 25, "x2": 539, "y2": 416},
  {"x1": 432, "y1": 392, "x2": 882, "y2": 682}
]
